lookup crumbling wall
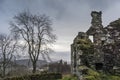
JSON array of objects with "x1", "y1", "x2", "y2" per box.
[{"x1": 71, "y1": 11, "x2": 120, "y2": 77}]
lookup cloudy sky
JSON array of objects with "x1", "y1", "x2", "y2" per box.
[{"x1": 1, "y1": 0, "x2": 120, "y2": 62}]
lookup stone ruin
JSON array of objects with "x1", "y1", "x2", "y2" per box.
[{"x1": 71, "y1": 11, "x2": 120, "y2": 78}]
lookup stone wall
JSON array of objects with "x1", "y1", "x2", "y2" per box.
[{"x1": 71, "y1": 11, "x2": 120, "y2": 78}]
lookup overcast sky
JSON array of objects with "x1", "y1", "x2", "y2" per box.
[{"x1": 1, "y1": 0, "x2": 120, "y2": 62}]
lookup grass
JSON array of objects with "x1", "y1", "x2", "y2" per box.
[
  {"x1": 60, "y1": 66, "x2": 120, "y2": 80},
  {"x1": 59, "y1": 74, "x2": 78, "y2": 80}
]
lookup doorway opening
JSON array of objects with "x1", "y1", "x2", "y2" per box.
[{"x1": 95, "y1": 63, "x2": 103, "y2": 70}]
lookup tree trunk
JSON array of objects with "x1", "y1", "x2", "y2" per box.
[
  {"x1": 32, "y1": 61, "x2": 37, "y2": 73},
  {"x1": 2, "y1": 64, "x2": 6, "y2": 78},
  {"x1": 3, "y1": 52, "x2": 6, "y2": 78}
]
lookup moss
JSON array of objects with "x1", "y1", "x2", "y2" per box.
[
  {"x1": 101, "y1": 75, "x2": 120, "y2": 80},
  {"x1": 83, "y1": 68, "x2": 120, "y2": 80},
  {"x1": 75, "y1": 38, "x2": 94, "y2": 55},
  {"x1": 87, "y1": 69, "x2": 100, "y2": 77},
  {"x1": 62, "y1": 75, "x2": 77, "y2": 80},
  {"x1": 79, "y1": 65, "x2": 88, "y2": 70},
  {"x1": 84, "y1": 76, "x2": 97, "y2": 80},
  {"x1": 61, "y1": 72, "x2": 120, "y2": 80},
  {"x1": 84, "y1": 67, "x2": 101, "y2": 80},
  {"x1": 111, "y1": 76, "x2": 120, "y2": 80}
]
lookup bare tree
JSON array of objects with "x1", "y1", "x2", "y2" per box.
[
  {"x1": 0, "y1": 34, "x2": 17, "y2": 77},
  {"x1": 10, "y1": 11, "x2": 56, "y2": 73}
]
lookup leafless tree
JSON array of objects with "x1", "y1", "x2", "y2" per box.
[
  {"x1": 0, "y1": 34, "x2": 17, "y2": 77},
  {"x1": 10, "y1": 11, "x2": 56, "y2": 73}
]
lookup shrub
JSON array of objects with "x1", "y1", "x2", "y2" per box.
[{"x1": 4, "y1": 73, "x2": 62, "y2": 80}]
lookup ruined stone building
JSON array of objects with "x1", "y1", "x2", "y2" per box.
[{"x1": 71, "y1": 11, "x2": 120, "y2": 78}]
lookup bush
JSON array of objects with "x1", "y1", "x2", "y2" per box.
[{"x1": 4, "y1": 73, "x2": 62, "y2": 80}]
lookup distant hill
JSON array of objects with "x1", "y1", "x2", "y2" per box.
[{"x1": 15, "y1": 59, "x2": 48, "y2": 68}]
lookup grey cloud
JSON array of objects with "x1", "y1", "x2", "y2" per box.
[
  {"x1": 1, "y1": 0, "x2": 120, "y2": 62},
  {"x1": 42, "y1": 0, "x2": 67, "y2": 19},
  {"x1": 0, "y1": 0, "x2": 5, "y2": 5},
  {"x1": 0, "y1": 0, "x2": 5, "y2": 11},
  {"x1": 86, "y1": 0, "x2": 120, "y2": 10},
  {"x1": 40, "y1": 0, "x2": 119, "y2": 20}
]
